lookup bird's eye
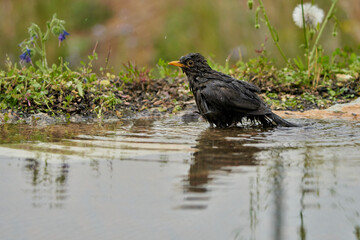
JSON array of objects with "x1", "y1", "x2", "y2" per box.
[{"x1": 187, "y1": 60, "x2": 194, "y2": 67}]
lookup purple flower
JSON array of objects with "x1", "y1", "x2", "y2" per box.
[
  {"x1": 30, "y1": 35, "x2": 38, "y2": 46},
  {"x1": 25, "y1": 93, "x2": 31, "y2": 107},
  {"x1": 30, "y1": 35, "x2": 38, "y2": 41},
  {"x1": 19, "y1": 52, "x2": 27, "y2": 60},
  {"x1": 20, "y1": 48, "x2": 32, "y2": 63},
  {"x1": 58, "y1": 30, "x2": 70, "y2": 46}
]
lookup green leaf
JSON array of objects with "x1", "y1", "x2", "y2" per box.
[
  {"x1": 76, "y1": 80, "x2": 84, "y2": 97},
  {"x1": 293, "y1": 57, "x2": 305, "y2": 70},
  {"x1": 32, "y1": 82, "x2": 41, "y2": 89}
]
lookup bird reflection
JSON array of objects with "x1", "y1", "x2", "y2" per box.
[{"x1": 185, "y1": 127, "x2": 268, "y2": 192}]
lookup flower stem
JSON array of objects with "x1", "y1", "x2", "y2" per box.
[
  {"x1": 34, "y1": 26, "x2": 48, "y2": 69},
  {"x1": 309, "y1": 0, "x2": 338, "y2": 64},
  {"x1": 41, "y1": 38, "x2": 48, "y2": 69},
  {"x1": 300, "y1": 0, "x2": 308, "y2": 66},
  {"x1": 300, "y1": 0, "x2": 308, "y2": 49},
  {"x1": 257, "y1": 0, "x2": 288, "y2": 64}
]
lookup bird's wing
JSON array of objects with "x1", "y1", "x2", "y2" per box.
[
  {"x1": 197, "y1": 78, "x2": 262, "y2": 112},
  {"x1": 202, "y1": 72, "x2": 261, "y2": 93}
]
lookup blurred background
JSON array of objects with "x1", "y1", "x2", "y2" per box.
[{"x1": 1, "y1": 0, "x2": 360, "y2": 70}]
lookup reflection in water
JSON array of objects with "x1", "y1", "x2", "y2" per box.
[
  {"x1": 0, "y1": 122, "x2": 127, "y2": 144},
  {"x1": 180, "y1": 127, "x2": 268, "y2": 213},
  {"x1": 269, "y1": 151, "x2": 285, "y2": 240},
  {"x1": 181, "y1": 127, "x2": 289, "y2": 240},
  {"x1": 299, "y1": 152, "x2": 320, "y2": 240},
  {"x1": 23, "y1": 158, "x2": 69, "y2": 208},
  {"x1": 356, "y1": 226, "x2": 360, "y2": 240},
  {"x1": 186, "y1": 128, "x2": 265, "y2": 192},
  {"x1": 128, "y1": 118, "x2": 155, "y2": 134},
  {"x1": 263, "y1": 121, "x2": 360, "y2": 240}
]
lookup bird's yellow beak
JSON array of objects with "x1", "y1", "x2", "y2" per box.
[{"x1": 168, "y1": 60, "x2": 187, "y2": 68}]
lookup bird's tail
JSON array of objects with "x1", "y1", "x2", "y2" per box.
[{"x1": 267, "y1": 113, "x2": 298, "y2": 127}]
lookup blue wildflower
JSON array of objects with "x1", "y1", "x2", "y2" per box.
[
  {"x1": 30, "y1": 35, "x2": 38, "y2": 45},
  {"x1": 20, "y1": 48, "x2": 32, "y2": 63},
  {"x1": 30, "y1": 35, "x2": 38, "y2": 41},
  {"x1": 58, "y1": 30, "x2": 70, "y2": 46},
  {"x1": 19, "y1": 52, "x2": 27, "y2": 61}
]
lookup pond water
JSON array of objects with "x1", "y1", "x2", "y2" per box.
[{"x1": 1, "y1": 117, "x2": 360, "y2": 240}]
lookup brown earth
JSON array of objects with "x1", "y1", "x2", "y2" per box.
[{"x1": 275, "y1": 98, "x2": 360, "y2": 121}]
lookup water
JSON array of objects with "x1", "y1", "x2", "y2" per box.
[{"x1": 1, "y1": 118, "x2": 360, "y2": 240}]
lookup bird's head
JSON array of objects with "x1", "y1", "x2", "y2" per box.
[{"x1": 168, "y1": 53, "x2": 212, "y2": 75}]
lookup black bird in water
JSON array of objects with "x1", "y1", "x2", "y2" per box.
[{"x1": 169, "y1": 53, "x2": 297, "y2": 128}]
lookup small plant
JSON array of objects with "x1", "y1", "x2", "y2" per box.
[
  {"x1": 292, "y1": 0, "x2": 338, "y2": 68},
  {"x1": 18, "y1": 14, "x2": 69, "y2": 71},
  {"x1": 155, "y1": 58, "x2": 179, "y2": 79},
  {"x1": 248, "y1": 0, "x2": 338, "y2": 70},
  {"x1": 118, "y1": 61, "x2": 152, "y2": 85},
  {"x1": 248, "y1": 0, "x2": 288, "y2": 64}
]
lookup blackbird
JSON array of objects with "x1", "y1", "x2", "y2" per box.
[{"x1": 169, "y1": 53, "x2": 297, "y2": 128}]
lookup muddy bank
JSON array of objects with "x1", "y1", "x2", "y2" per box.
[{"x1": 275, "y1": 97, "x2": 360, "y2": 121}]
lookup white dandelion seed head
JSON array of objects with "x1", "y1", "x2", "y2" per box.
[{"x1": 292, "y1": 3, "x2": 324, "y2": 29}]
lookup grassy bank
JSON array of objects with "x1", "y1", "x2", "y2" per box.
[{"x1": 1, "y1": 48, "x2": 359, "y2": 124}]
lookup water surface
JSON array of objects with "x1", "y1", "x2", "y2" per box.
[{"x1": 1, "y1": 118, "x2": 360, "y2": 240}]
